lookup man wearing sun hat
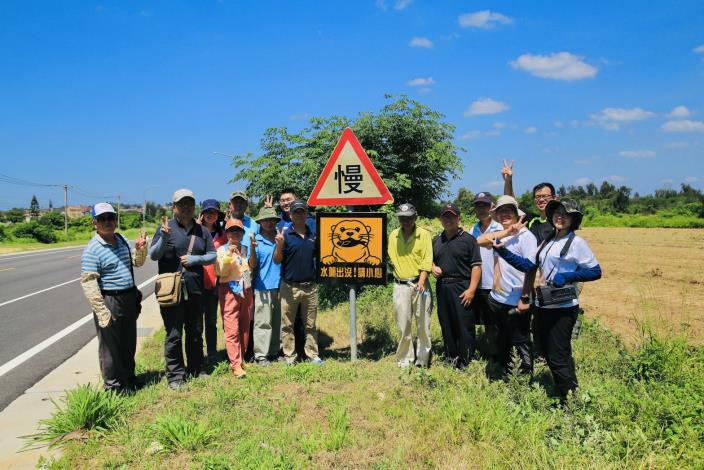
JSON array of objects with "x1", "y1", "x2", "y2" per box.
[
  {"x1": 431, "y1": 202, "x2": 483, "y2": 369},
  {"x1": 81, "y1": 202, "x2": 148, "y2": 392},
  {"x1": 250, "y1": 206, "x2": 283, "y2": 365},
  {"x1": 149, "y1": 189, "x2": 216, "y2": 390}
]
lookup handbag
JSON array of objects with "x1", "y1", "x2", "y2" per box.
[
  {"x1": 155, "y1": 234, "x2": 196, "y2": 307},
  {"x1": 117, "y1": 233, "x2": 144, "y2": 316}
]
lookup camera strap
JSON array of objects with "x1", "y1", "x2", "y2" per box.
[{"x1": 537, "y1": 231, "x2": 575, "y2": 282}]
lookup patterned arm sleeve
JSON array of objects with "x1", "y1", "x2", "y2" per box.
[{"x1": 80, "y1": 273, "x2": 112, "y2": 328}]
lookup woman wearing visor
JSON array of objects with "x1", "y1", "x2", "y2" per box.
[{"x1": 493, "y1": 199, "x2": 601, "y2": 399}]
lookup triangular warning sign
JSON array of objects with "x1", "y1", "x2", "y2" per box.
[{"x1": 307, "y1": 128, "x2": 393, "y2": 206}]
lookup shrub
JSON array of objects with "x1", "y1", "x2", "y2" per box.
[
  {"x1": 152, "y1": 413, "x2": 217, "y2": 451},
  {"x1": 12, "y1": 221, "x2": 58, "y2": 243},
  {"x1": 23, "y1": 384, "x2": 129, "y2": 449}
]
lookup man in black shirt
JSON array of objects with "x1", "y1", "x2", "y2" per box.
[
  {"x1": 501, "y1": 160, "x2": 555, "y2": 244},
  {"x1": 432, "y1": 203, "x2": 482, "y2": 368}
]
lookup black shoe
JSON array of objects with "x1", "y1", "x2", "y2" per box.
[
  {"x1": 126, "y1": 376, "x2": 146, "y2": 391},
  {"x1": 187, "y1": 371, "x2": 210, "y2": 380},
  {"x1": 255, "y1": 357, "x2": 271, "y2": 366}
]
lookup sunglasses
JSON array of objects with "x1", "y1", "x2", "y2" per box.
[
  {"x1": 227, "y1": 228, "x2": 244, "y2": 233},
  {"x1": 96, "y1": 214, "x2": 116, "y2": 223}
]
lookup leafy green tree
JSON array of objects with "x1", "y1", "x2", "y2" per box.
[
  {"x1": 453, "y1": 187, "x2": 475, "y2": 216},
  {"x1": 39, "y1": 211, "x2": 65, "y2": 230},
  {"x1": 6, "y1": 208, "x2": 24, "y2": 223},
  {"x1": 30, "y1": 195, "x2": 40, "y2": 218},
  {"x1": 230, "y1": 95, "x2": 463, "y2": 216}
]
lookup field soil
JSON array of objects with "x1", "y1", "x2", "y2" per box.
[{"x1": 579, "y1": 227, "x2": 704, "y2": 345}]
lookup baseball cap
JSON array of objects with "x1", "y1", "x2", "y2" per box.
[
  {"x1": 225, "y1": 218, "x2": 245, "y2": 231},
  {"x1": 91, "y1": 202, "x2": 116, "y2": 218},
  {"x1": 230, "y1": 191, "x2": 248, "y2": 202},
  {"x1": 200, "y1": 199, "x2": 223, "y2": 216},
  {"x1": 173, "y1": 189, "x2": 195, "y2": 203},
  {"x1": 396, "y1": 203, "x2": 417, "y2": 217},
  {"x1": 255, "y1": 206, "x2": 281, "y2": 222},
  {"x1": 440, "y1": 203, "x2": 460, "y2": 216},
  {"x1": 473, "y1": 192, "x2": 493, "y2": 205},
  {"x1": 290, "y1": 199, "x2": 307, "y2": 212}
]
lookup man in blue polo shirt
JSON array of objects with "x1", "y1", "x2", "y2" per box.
[
  {"x1": 273, "y1": 199, "x2": 323, "y2": 365},
  {"x1": 81, "y1": 202, "x2": 147, "y2": 393},
  {"x1": 251, "y1": 207, "x2": 282, "y2": 365}
]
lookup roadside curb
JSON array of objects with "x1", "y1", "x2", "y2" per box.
[{"x1": 0, "y1": 294, "x2": 163, "y2": 469}]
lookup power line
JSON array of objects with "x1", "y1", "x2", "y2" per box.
[{"x1": 0, "y1": 173, "x2": 65, "y2": 188}]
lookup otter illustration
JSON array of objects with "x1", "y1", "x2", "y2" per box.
[{"x1": 322, "y1": 219, "x2": 381, "y2": 265}]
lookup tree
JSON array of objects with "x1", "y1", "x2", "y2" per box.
[
  {"x1": 586, "y1": 183, "x2": 597, "y2": 197},
  {"x1": 30, "y1": 195, "x2": 40, "y2": 218},
  {"x1": 599, "y1": 181, "x2": 616, "y2": 197},
  {"x1": 6, "y1": 207, "x2": 24, "y2": 223},
  {"x1": 453, "y1": 187, "x2": 475, "y2": 216},
  {"x1": 39, "y1": 211, "x2": 65, "y2": 230},
  {"x1": 612, "y1": 186, "x2": 631, "y2": 213},
  {"x1": 229, "y1": 95, "x2": 464, "y2": 216}
]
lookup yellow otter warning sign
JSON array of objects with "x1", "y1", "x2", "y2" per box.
[{"x1": 316, "y1": 212, "x2": 387, "y2": 285}]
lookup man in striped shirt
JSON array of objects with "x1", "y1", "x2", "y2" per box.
[{"x1": 81, "y1": 202, "x2": 147, "y2": 393}]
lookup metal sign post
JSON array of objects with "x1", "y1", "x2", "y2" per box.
[{"x1": 349, "y1": 284, "x2": 357, "y2": 361}]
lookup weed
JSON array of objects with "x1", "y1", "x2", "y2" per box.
[
  {"x1": 324, "y1": 398, "x2": 351, "y2": 451},
  {"x1": 23, "y1": 384, "x2": 129, "y2": 449},
  {"x1": 151, "y1": 413, "x2": 218, "y2": 451}
]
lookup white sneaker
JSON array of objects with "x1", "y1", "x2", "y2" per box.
[{"x1": 397, "y1": 361, "x2": 411, "y2": 369}]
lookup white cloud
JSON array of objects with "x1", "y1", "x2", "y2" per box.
[
  {"x1": 510, "y1": 52, "x2": 598, "y2": 80},
  {"x1": 394, "y1": 0, "x2": 412, "y2": 10},
  {"x1": 661, "y1": 178, "x2": 674, "y2": 185},
  {"x1": 407, "y1": 77, "x2": 435, "y2": 87},
  {"x1": 290, "y1": 113, "x2": 311, "y2": 121},
  {"x1": 685, "y1": 176, "x2": 699, "y2": 183},
  {"x1": 458, "y1": 10, "x2": 513, "y2": 29},
  {"x1": 409, "y1": 37, "x2": 433, "y2": 48},
  {"x1": 693, "y1": 44, "x2": 704, "y2": 54},
  {"x1": 619, "y1": 150, "x2": 656, "y2": 158},
  {"x1": 459, "y1": 130, "x2": 481, "y2": 140},
  {"x1": 554, "y1": 121, "x2": 565, "y2": 128},
  {"x1": 464, "y1": 97, "x2": 509, "y2": 117},
  {"x1": 590, "y1": 107, "x2": 656, "y2": 130},
  {"x1": 486, "y1": 180, "x2": 503, "y2": 188},
  {"x1": 668, "y1": 105, "x2": 691, "y2": 118},
  {"x1": 662, "y1": 120, "x2": 704, "y2": 133},
  {"x1": 524, "y1": 126, "x2": 537, "y2": 134},
  {"x1": 417, "y1": 87, "x2": 432, "y2": 94},
  {"x1": 570, "y1": 120, "x2": 580, "y2": 128},
  {"x1": 493, "y1": 122, "x2": 505, "y2": 129},
  {"x1": 484, "y1": 130, "x2": 501, "y2": 137},
  {"x1": 574, "y1": 177, "x2": 592, "y2": 186}
]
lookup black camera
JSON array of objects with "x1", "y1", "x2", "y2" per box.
[{"x1": 536, "y1": 283, "x2": 578, "y2": 306}]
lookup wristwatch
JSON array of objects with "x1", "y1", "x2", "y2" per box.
[{"x1": 520, "y1": 295, "x2": 530, "y2": 304}]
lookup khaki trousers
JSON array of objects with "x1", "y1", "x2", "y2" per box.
[
  {"x1": 280, "y1": 281, "x2": 319, "y2": 360},
  {"x1": 253, "y1": 289, "x2": 281, "y2": 360},
  {"x1": 393, "y1": 280, "x2": 433, "y2": 367}
]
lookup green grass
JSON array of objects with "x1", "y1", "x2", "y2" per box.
[{"x1": 37, "y1": 286, "x2": 704, "y2": 469}]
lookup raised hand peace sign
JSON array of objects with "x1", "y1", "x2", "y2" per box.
[
  {"x1": 160, "y1": 216, "x2": 170, "y2": 234},
  {"x1": 501, "y1": 159, "x2": 514, "y2": 181},
  {"x1": 507, "y1": 215, "x2": 527, "y2": 236},
  {"x1": 274, "y1": 227, "x2": 285, "y2": 246},
  {"x1": 263, "y1": 195, "x2": 274, "y2": 208},
  {"x1": 135, "y1": 230, "x2": 148, "y2": 250}
]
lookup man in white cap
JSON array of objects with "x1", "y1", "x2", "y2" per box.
[
  {"x1": 149, "y1": 189, "x2": 216, "y2": 390},
  {"x1": 387, "y1": 203, "x2": 433, "y2": 368},
  {"x1": 80, "y1": 202, "x2": 148, "y2": 393}
]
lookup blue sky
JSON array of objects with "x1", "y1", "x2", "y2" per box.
[{"x1": 1, "y1": 1, "x2": 703, "y2": 209}]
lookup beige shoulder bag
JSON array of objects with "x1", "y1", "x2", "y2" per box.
[{"x1": 155, "y1": 234, "x2": 196, "y2": 307}]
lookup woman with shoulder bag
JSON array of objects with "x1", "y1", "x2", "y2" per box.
[{"x1": 494, "y1": 199, "x2": 601, "y2": 400}]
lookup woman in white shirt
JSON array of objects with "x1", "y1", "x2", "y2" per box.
[{"x1": 498, "y1": 199, "x2": 601, "y2": 399}]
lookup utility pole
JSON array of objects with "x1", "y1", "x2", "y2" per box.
[
  {"x1": 117, "y1": 195, "x2": 121, "y2": 229},
  {"x1": 63, "y1": 184, "x2": 68, "y2": 237}
]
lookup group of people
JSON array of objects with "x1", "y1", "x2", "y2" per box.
[
  {"x1": 388, "y1": 162, "x2": 602, "y2": 399},
  {"x1": 81, "y1": 189, "x2": 322, "y2": 392},
  {"x1": 80, "y1": 162, "x2": 601, "y2": 399}
]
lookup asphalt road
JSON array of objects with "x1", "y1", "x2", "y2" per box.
[{"x1": 0, "y1": 244, "x2": 157, "y2": 412}]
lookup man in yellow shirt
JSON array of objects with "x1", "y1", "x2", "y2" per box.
[{"x1": 387, "y1": 203, "x2": 434, "y2": 368}]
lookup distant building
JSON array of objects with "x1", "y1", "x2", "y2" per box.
[{"x1": 65, "y1": 205, "x2": 91, "y2": 219}]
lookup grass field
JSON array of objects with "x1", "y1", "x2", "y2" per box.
[{"x1": 30, "y1": 227, "x2": 704, "y2": 469}]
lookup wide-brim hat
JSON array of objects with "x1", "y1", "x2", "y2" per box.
[
  {"x1": 255, "y1": 206, "x2": 281, "y2": 223},
  {"x1": 546, "y1": 199, "x2": 583, "y2": 230},
  {"x1": 491, "y1": 195, "x2": 525, "y2": 221}
]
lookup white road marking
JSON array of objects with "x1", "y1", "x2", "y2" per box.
[
  {"x1": 0, "y1": 246, "x2": 84, "y2": 262},
  {"x1": 0, "y1": 278, "x2": 81, "y2": 308},
  {"x1": 0, "y1": 275, "x2": 157, "y2": 378},
  {"x1": 0, "y1": 267, "x2": 16, "y2": 272}
]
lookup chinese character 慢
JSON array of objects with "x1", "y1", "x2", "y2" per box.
[{"x1": 334, "y1": 164, "x2": 363, "y2": 194}]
